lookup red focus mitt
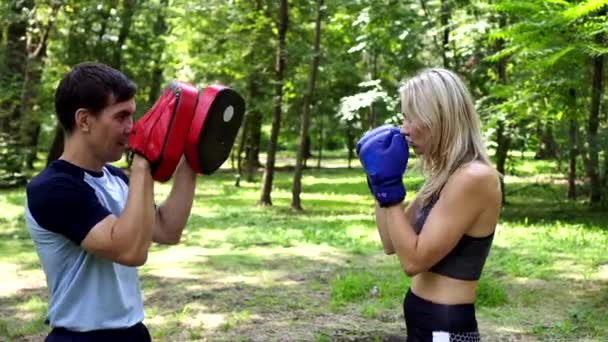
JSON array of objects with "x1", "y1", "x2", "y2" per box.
[
  {"x1": 185, "y1": 85, "x2": 245, "y2": 175},
  {"x1": 128, "y1": 81, "x2": 198, "y2": 182}
]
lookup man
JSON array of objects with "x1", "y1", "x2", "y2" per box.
[{"x1": 25, "y1": 62, "x2": 197, "y2": 341}]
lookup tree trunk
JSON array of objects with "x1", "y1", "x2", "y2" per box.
[
  {"x1": 366, "y1": 52, "x2": 377, "y2": 130},
  {"x1": 440, "y1": 0, "x2": 451, "y2": 69},
  {"x1": 19, "y1": 59, "x2": 45, "y2": 170},
  {"x1": 346, "y1": 123, "x2": 355, "y2": 169},
  {"x1": 259, "y1": 0, "x2": 288, "y2": 206},
  {"x1": 291, "y1": 0, "x2": 324, "y2": 211},
  {"x1": 535, "y1": 121, "x2": 558, "y2": 160},
  {"x1": 111, "y1": 0, "x2": 137, "y2": 70},
  {"x1": 495, "y1": 120, "x2": 510, "y2": 199},
  {"x1": 316, "y1": 106, "x2": 323, "y2": 169},
  {"x1": 245, "y1": 88, "x2": 263, "y2": 182},
  {"x1": 568, "y1": 118, "x2": 578, "y2": 200},
  {"x1": 567, "y1": 89, "x2": 577, "y2": 200},
  {"x1": 494, "y1": 14, "x2": 510, "y2": 205},
  {"x1": 235, "y1": 117, "x2": 247, "y2": 186},
  {"x1": 240, "y1": 0, "x2": 265, "y2": 182},
  {"x1": 19, "y1": 2, "x2": 61, "y2": 170},
  {"x1": 95, "y1": 0, "x2": 119, "y2": 59},
  {"x1": 147, "y1": 0, "x2": 169, "y2": 106},
  {"x1": 586, "y1": 53, "x2": 603, "y2": 205},
  {"x1": 0, "y1": 0, "x2": 29, "y2": 133}
]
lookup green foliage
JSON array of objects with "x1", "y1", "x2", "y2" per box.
[
  {"x1": 1, "y1": 0, "x2": 605, "y2": 205},
  {"x1": 0, "y1": 133, "x2": 27, "y2": 188},
  {"x1": 563, "y1": 0, "x2": 608, "y2": 20}
]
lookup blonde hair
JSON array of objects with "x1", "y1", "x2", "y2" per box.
[{"x1": 399, "y1": 68, "x2": 492, "y2": 205}]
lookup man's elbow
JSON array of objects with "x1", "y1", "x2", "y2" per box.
[
  {"x1": 118, "y1": 249, "x2": 149, "y2": 267},
  {"x1": 155, "y1": 225, "x2": 184, "y2": 245},
  {"x1": 163, "y1": 232, "x2": 182, "y2": 245}
]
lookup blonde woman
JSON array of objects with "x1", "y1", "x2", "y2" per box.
[{"x1": 356, "y1": 68, "x2": 501, "y2": 341}]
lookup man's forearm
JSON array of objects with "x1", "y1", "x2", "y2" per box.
[
  {"x1": 114, "y1": 157, "x2": 155, "y2": 258},
  {"x1": 156, "y1": 160, "x2": 197, "y2": 241}
]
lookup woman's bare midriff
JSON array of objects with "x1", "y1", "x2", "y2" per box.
[{"x1": 411, "y1": 271, "x2": 477, "y2": 305}]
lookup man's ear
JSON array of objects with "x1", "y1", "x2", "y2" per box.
[{"x1": 75, "y1": 108, "x2": 90, "y2": 133}]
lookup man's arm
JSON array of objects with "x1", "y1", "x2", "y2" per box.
[
  {"x1": 152, "y1": 157, "x2": 197, "y2": 245},
  {"x1": 81, "y1": 155, "x2": 156, "y2": 266}
]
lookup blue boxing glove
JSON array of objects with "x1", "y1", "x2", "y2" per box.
[
  {"x1": 357, "y1": 128, "x2": 409, "y2": 207},
  {"x1": 355, "y1": 125, "x2": 400, "y2": 154},
  {"x1": 356, "y1": 125, "x2": 401, "y2": 197}
]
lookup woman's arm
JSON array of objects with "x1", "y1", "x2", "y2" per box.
[
  {"x1": 380, "y1": 166, "x2": 496, "y2": 276},
  {"x1": 375, "y1": 198, "x2": 419, "y2": 254}
]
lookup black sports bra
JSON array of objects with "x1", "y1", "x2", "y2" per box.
[{"x1": 413, "y1": 193, "x2": 494, "y2": 281}]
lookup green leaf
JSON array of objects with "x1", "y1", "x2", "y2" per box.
[
  {"x1": 563, "y1": 0, "x2": 608, "y2": 20},
  {"x1": 545, "y1": 46, "x2": 576, "y2": 66},
  {"x1": 485, "y1": 45, "x2": 520, "y2": 62}
]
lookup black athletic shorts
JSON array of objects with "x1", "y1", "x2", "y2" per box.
[
  {"x1": 45, "y1": 322, "x2": 151, "y2": 342},
  {"x1": 403, "y1": 288, "x2": 480, "y2": 342}
]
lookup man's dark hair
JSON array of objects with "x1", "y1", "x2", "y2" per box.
[{"x1": 55, "y1": 62, "x2": 137, "y2": 133}]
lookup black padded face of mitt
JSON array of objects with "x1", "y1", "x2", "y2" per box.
[{"x1": 185, "y1": 85, "x2": 245, "y2": 175}]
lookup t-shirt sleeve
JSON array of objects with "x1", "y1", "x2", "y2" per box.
[{"x1": 26, "y1": 174, "x2": 112, "y2": 245}]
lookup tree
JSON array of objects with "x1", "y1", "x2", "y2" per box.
[
  {"x1": 259, "y1": 0, "x2": 288, "y2": 206},
  {"x1": 488, "y1": 0, "x2": 608, "y2": 205},
  {"x1": 19, "y1": 1, "x2": 62, "y2": 169},
  {"x1": 291, "y1": 0, "x2": 324, "y2": 211}
]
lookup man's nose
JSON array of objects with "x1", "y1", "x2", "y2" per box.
[{"x1": 125, "y1": 117, "x2": 134, "y2": 133}]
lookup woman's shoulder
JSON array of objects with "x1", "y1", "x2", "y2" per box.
[
  {"x1": 459, "y1": 160, "x2": 498, "y2": 179},
  {"x1": 446, "y1": 161, "x2": 501, "y2": 198}
]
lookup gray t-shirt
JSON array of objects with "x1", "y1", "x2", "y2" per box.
[{"x1": 25, "y1": 160, "x2": 144, "y2": 332}]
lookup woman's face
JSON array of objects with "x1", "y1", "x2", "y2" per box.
[{"x1": 401, "y1": 114, "x2": 430, "y2": 156}]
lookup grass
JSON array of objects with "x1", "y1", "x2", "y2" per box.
[{"x1": 0, "y1": 154, "x2": 607, "y2": 341}]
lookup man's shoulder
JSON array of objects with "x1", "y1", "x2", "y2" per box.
[{"x1": 27, "y1": 160, "x2": 88, "y2": 199}]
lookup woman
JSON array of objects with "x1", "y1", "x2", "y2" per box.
[{"x1": 357, "y1": 68, "x2": 502, "y2": 341}]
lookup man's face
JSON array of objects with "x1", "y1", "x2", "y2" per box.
[{"x1": 88, "y1": 98, "x2": 136, "y2": 163}]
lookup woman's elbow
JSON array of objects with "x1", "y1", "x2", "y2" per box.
[
  {"x1": 403, "y1": 263, "x2": 424, "y2": 277},
  {"x1": 384, "y1": 247, "x2": 396, "y2": 255}
]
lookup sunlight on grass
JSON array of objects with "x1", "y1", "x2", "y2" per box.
[
  {"x1": 329, "y1": 257, "x2": 410, "y2": 317},
  {"x1": 490, "y1": 222, "x2": 607, "y2": 280},
  {"x1": 0, "y1": 295, "x2": 48, "y2": 338}
]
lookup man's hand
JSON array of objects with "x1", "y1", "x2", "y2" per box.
[{"x1": 129, "y1": 82, "x2": 198, "y2": 182}]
